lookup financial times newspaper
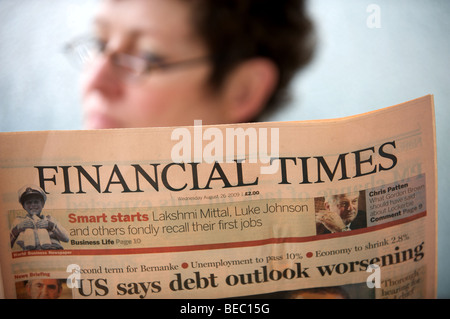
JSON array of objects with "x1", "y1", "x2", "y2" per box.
[{"x1": 0, "y1": 95, "x2": 437, "y2": 299}]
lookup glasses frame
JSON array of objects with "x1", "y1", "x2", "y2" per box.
[{"x1": 64, "y1": 35, "x2": 210, "y2": 80}]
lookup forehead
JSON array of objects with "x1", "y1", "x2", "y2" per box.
[
  {"x1": 336, "y1": 193, "x2": 359, "y2": 201},
  {"x1": 96, "y1": 0, "x2": 199, "y2": 43},
  {"x1": 24, "y1": 195, "x2": 43, "y2": 202}
]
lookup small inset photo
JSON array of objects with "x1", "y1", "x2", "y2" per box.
[
  {"x1": 9, "y1": 185, "x2": 69, "y2": 251},
  {"x1": 315, "y1": 191, "x2": 367, "y2": 235},
  {"x1": 15, "y1": 278, "x2": 73, "y2": 299}
]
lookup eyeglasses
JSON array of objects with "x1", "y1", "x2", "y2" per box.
[{"x1": 64, "y1": 35, "x2": 209, "y2": 81}]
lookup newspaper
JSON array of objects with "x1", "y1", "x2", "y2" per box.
[{"x1": 0, "y1": 95, "x2": 437, "y2": 299}]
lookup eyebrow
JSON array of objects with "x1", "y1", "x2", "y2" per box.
[{"x1": 93, "y1": 16, "x2": 157, "y2": 38}]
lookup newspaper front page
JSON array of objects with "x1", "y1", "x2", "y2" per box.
[{"x1": 0, "y1": 95, "x2": 437, "y2": 300}]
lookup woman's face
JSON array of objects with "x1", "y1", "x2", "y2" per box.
[{"x1": 81, "y1": 0, "x2": 225, "y2": 129}]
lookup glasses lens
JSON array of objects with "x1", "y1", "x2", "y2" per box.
[
  {"x1": 65, "y1": 37, "x2": 102, "y2": 69},
  {"x1": 64, "y1": 37, "x2": 144, "y2": 80},
  {"x1": 113, "y1": 54, "x2": 148, "y2": 79}
]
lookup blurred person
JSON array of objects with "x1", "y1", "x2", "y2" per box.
[
  {"x1": 316, "y1": 191, "x2": 367, "y2": 234},
  {"x1": 65, "y1": 0, "x2": 314, "y2": 129}
]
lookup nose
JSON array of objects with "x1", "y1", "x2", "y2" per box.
[
  {"x1": 41, "y1": 286, "x2": 50, "y2": 298},
  {"x1": 348, "y1": 201, "x2": 357, "y2": 212},
  {"x1": 82, "y1": 55, "x2": 124, "y2": 100}
]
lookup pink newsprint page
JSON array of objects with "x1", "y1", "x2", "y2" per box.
[{"x1": 0, "y1": 95, "x2": 437, "y2": 299}]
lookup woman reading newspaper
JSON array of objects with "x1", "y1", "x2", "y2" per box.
[
  {"x1": 65, "y1": 0, "x2": 315, "y2": 129},
  {"x1": 0, "y1": 0, "x2": 437, "y2": 301}
]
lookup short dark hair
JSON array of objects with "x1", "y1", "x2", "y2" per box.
[{"x1": 188, "y1": 0, "x2": 315, "y2": 120}]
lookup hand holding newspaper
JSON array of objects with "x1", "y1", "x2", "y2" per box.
[{"x1": 0, "y1": 95, "x2": 437, "y2": 299}]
